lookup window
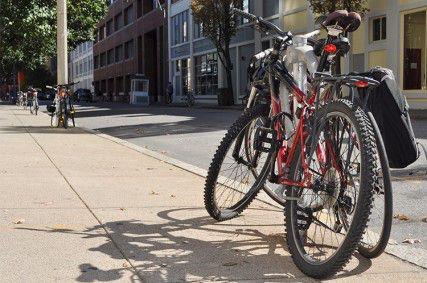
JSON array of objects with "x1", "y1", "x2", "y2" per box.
[
  {"x1": 240, "y1": 0, "x2": 251, "y2": 24},
  {"x1": 124, "y1": 5, "x2": 134, "y2": 26},
  {"x1": 174, "y1": 59, "x2": 190, "y2": 96},
  {"x1": 114, "y1": 13, "x2": 123, "y2": 31},
  {"x1": 100, "y1": 52, "x2": 106, "y2": 67},
  {"x1": 263, "y1": 0, "x2": 279, "y2": 18},
  {"x1": 99, "y1": 25, "x2": 106, "y2": 40},
  {"x1": 107, "y1": 49, "x2": 114, "y2": 65},
  {"x1": 94, "y1": 55, "x2": 99, "y2": 69},
  {"x1": 115, "y1": 45, "x2": 124, "y2": 62},
  {"x1": 195, "y1": 53, "x2": 218, "y2": 96},
  {"x1": 172, "y1": 10, "x2": 189, "y2": 46},
  {"x1": 124, "y1": 40, "x2": 134, "y2": 59},
  {"x1": 372, "y1": 16, "x2": 386, "y2": 42},
  {"x1": 137, "y1": 0, "x2": 143, "y2": 18},
  {"x1": 89, "y1": 57, "x2": 93, "y2": 72},
  {"x1": 116, "y1": 76, "x2": 124, "y2": 93},
  {"x1": 403, "y1": 10, "x2": 426, "y2": 90},
  {"x1": 194, "y1": 22, "x2": 203, "y2": 39},
  {"x1": 106, "y1": 19, "x2": 113, "y2": 36}
]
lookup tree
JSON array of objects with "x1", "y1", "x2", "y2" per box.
[
  {"x1": 308, "y1": 0, "x2": 368, "y2": 74},
  {"x1": 308, "y1": 0, "x2": 368, "y2": 15},
  {"x1": 0, "y1": 0, "x2": 106, "y2": 81},
  {"x1": 191, "y1": 0, "x2": 241, "y2": 105}
]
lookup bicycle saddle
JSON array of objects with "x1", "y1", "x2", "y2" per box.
[{"x1": 323, "y1": 10, "x2": 361, "y2": 32}]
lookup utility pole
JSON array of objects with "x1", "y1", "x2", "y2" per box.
[
  {"x1": 53, "y1": 0, "x2": 68, "y2": 127},
  {"x1": 57, "y1": 0, "x2": 68, "y2": 85}
]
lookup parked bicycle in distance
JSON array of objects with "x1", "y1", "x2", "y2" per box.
[
  {"x1": 181, "y1": 90, "x2": 195, "y2": 107},
  {"x1": 47, "y1": 82, "x2": 77, "y2": 129},
  {"x1": 28, "y1": 88, "x2": 39, "y2": 115}
]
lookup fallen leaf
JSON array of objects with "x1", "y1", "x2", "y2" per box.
[
  {"x1": 147, "y1": 168, "x2": 155, "y2": 171},
  {"x1": 402, "y1": 238, "x2": 421, "y2": 244},
  {"x1": 223, "y1": 262, "x2": 238, "y2": 267},
  {"x1": 119, "y1": 208, "x2": 126, "y2": 211},
  {"x1": 122, "y1": 262, "x2": 130, "y2": 268},
  {"x1": 393, "y1": 214, "x2": 410, "y2": 221},
  {"x1": 150, "y1": 191, "x2": 159, "y2": 195},
  {"x1": 13, "y1": 219, "x2": 25, "y2": 224},
  {"x1": 170, "y1": 194, "x2": 176, "y2": 198}
]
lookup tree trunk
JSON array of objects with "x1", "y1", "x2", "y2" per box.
[{"x1": 223, "y1": 44, "x2": 234, "y2": 105}]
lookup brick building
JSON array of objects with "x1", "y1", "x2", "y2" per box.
[{"x1": 93, "y1": 0, "x2": 167, "y2": 103}]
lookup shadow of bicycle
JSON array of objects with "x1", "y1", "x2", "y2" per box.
[{"x1": 16, "y1": 207, "x2": 372, "y2": 282}]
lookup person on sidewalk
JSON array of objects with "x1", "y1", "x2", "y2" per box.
[{"x1": 167, "y1": 82, "x2": 174, "y2": 104}]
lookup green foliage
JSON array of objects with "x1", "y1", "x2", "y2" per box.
[
  {"x1": 0, "y1": 0, "x2": 107, "y2": 78},
  {"x1": 308, "y1": 0, "x2": 369, "y2": 15}
]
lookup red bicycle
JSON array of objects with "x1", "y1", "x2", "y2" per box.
[{"x1": 204, "y1": 9, "x2": 378, "y2": 278}]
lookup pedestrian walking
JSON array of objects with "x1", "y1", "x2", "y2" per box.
[{"x1": 167, "y1": 82, "x2": 174, "y2": 104}]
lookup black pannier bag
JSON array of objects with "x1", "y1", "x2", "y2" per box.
[{"x1": 363, "y1": 67, "x2": 419, "y2": 168}]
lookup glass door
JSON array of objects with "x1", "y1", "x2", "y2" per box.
[{"x1": 403, "y1": 9, "x2": 427, "y2": 91}]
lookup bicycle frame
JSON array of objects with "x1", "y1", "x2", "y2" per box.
[{"x1": 267, "y1": 60, "x2": 318, "y2": 188}]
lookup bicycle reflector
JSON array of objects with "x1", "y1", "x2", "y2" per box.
[
  {"x1": 354, "y1": 80, "x2": 369, "y2": 88},
  {"x1": 324, "y1": 44, "x2": 337, "y2": 54}
]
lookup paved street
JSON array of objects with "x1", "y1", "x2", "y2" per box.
[{"x1": 69, "y1": 102, "x2": 427, "y2": 257}]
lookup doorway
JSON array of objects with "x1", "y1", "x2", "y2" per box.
[{"x1": 144, "y1": 29, "x2": 158, "y2": 102}]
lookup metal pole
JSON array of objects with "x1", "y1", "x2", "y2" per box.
[
  {"x1": 57, "y1": 0, "x2": 68, "y2": 85},
  {"x1": 53, "y1": 0, "x2": 68, "y2": 127}
]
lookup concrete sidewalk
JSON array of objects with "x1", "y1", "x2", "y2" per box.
[{"x1": 0, "y1": 105, "x2": 425, "y2": 282}]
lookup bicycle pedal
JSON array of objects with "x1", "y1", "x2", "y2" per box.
[{"x1": 254, "y1": 127, "x2": 277, "y2": 153}]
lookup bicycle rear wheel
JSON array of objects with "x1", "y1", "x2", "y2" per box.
[
  {"x1": 204, "y1": 104, "x2": 270, "y2": 221},
  {"x1": 285, "y1": 100, "x2": 377, "y2": 279}
]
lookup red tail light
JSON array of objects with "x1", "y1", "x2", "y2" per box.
[
  {"x1": 324, "y1": 44, "x2": 337, "y2": 54},
  {"x1": 354, "y1": 80, "x2": 369, "y2": 88}
]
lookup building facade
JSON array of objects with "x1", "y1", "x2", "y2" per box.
[
  {"x1": 93, "y1": 0, "x2": 168, "y2": 102},
  {"x1": 168, "y1": 0, "x2": 282, "y2": 104},
  {"x1": 168, "y1": 0, "x2": 427, "y2": 109},
  {"x1": 69, "y1": 41, "x2": 94, "y2": 92}
]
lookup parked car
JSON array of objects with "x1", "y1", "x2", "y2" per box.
[{"x1": 73, "y1": 89, "x2": 93, "y2": 103}]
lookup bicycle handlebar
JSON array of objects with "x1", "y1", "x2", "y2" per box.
[{"x1": 232, "y1": 8, "x2": 288, "y2": 38}]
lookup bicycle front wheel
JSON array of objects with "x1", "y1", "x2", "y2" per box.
[
  {"x1": 285, "y1": 100, "x2": 377, "y2": 279},
  {"x1": 204, "y1": 103, "x2": 270, "y2": 221}
]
